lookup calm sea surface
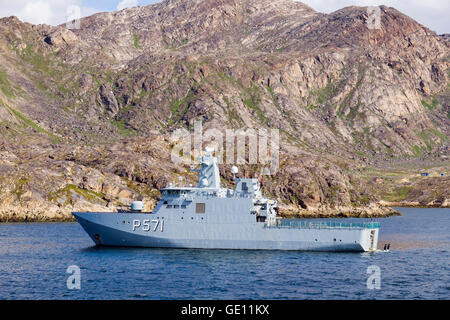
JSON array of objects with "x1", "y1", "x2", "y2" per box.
[{"x1": 0, "y1": 208, "x2": 448, "y2": 300}]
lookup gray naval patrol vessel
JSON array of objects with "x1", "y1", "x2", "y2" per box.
[{"x1": 73, "y1": 150, "x2": 380, "y2": 252}]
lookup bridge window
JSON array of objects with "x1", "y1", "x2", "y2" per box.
[
  {"x1": 196, "y1": 203, "x2": 205, "y2": 214},
  {"x1": 181, "y1": 205, "x2": 187, "y2": 209},
  {"x1": 174, "y1": 205, "x2": 180, "y2": 209},
  {"x1": 166, "y1": 205, "x2": 173, "y2": 209}
]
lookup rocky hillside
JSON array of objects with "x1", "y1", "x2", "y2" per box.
[{"x1": 0, "y1": 0, "x2": 448, "y2": 221}]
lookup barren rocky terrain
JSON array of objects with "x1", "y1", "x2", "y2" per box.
[{"x1": 0, "y1": 0, "x2": 448, "y2": 222}]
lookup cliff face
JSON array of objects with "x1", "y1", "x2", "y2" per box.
[{"x1": 0, "y1": 0, "x2": 448, "y2": 221}]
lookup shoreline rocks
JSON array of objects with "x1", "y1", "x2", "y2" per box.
[
  {"x1": 0, "y1": 201, "x2": 402, "y2": 223},
  {"x1": 379, "y1": 200, "x2": 450, "y2": 209}
]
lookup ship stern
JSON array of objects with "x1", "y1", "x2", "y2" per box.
[{"x1": 360, "y1": 226, "x2": 379, "y2": 252}]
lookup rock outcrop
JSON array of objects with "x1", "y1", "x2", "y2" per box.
[{"x1": 0, "y1": 0, "x2": 448, "y2": 221}]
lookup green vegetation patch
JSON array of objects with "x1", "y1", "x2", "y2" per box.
[
  {"x1": 346, "y1": 102, "x2": 367, "y2": 123},
  {"x1": 14, "y1": 177, "x2": 29, "y2": 199},
  {"x1": 7, "y1": 106, "x2": 61, "y2": 142},
  {"x1": 111, "y1": 119, "x2": 136, "y2": 136},
  {"x1": 124, "y1": 178, "x2": 159, "y2": 199},
  {"x1": 167, "y1": 90, "x2": 196, "y2": 126},
  {"x1": 133, "y1": 33, "x2": 141, "y2": 49},
  {"x1": 48, "y1": 184, "x2": 105, "y2": 205},
  {"x1": 355, "y1": 151, "x2": 371, "y2": 158},
  {"x1": 15, "y1": 43, "x2": 70, "y2": 98},
  {"x1": 416, "y1": 129, "x2": 448, "y2": 153},
  {"x1": 306, "y1": 104, "x2": 319, "y2": 111},
  {"x1": 381, "y1": 186, "x2": 412, "y2": 202},
  {"x1": 0, "y1": 69, "x2": 14, "y2": 98},
  {"x1": 351, "y1": 127, "x2": 375, "y2": 156},
  {"x1": 21, "y1": 45, "x2": 56, "y2": 75},
  {"x1": 311, "y1": 81, "x2": 336, "y2": 105},
  {"x1": 242, "y1": 87, "x2": 269, "y2": 125},
  {"x1": 337, "y1": 64, "x2": 367, "y2": 115},
  {"x1": 421, "y1": 97, "x2": 438, "y2": 111},
  {"x1": 411, "y1": 145, "x2": 423, "y2": 157},
  {"x1": 217, "y1": 73, "x2": 268, "y2": 125},
  {"x1": 266, "y1": 86, "x2": 280, "y2": 109},
  {"x1": 223, "y1": 96, "x2": 243, "y2": 127}
]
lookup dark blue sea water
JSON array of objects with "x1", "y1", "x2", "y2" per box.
[{"x1": 0, "y1": 208, "x2": 448, "y2": 300}]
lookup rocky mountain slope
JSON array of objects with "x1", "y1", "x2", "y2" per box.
[{"x1": 0, "y1": 0, "x2": 448, "y2": 221}]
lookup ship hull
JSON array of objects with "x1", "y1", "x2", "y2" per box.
[{"x1": 73, "y1": 212, "x2": 378, "y2": 252}]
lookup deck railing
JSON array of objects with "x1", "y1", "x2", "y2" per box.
[{"x1": 265, "y1": 220, "x2": 380, "y2": 230}]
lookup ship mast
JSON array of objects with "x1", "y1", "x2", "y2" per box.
[{"x1": 195, "y1": 148, "x2": 221, "y2": 190}]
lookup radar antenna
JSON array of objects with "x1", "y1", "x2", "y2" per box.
[{"x1": 231, "y1": 166, "x2": 239, "y2": 180}]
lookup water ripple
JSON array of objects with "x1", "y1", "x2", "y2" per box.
[{"x1": 0, "y1": 208, "x2": 449, "y2": 299}]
